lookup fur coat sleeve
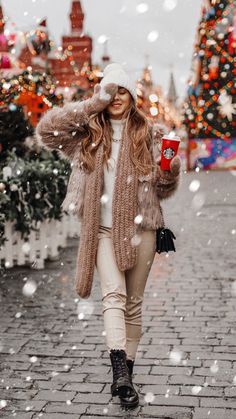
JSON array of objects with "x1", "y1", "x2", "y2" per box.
[
  {"x1": 35, "y1": 100, "x2": 90, "y2": 160},
  {"x1": 35, "y1": 83, "x2": 118, "y2": 160},
  {"x1": 152, "y1": 124, "x2": 181, "y2": 200}
]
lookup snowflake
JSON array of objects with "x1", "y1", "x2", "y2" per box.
[
  {"x1": 134, "y1": 214, "x2": 143, "y2": 224},
  {"x1": 163, "y1": 0, "x2": 177, "y2": 11},
  {"x1": 169, "y1": 348, "x2": 183, "y2": 365},
  {"x1": 136, "y1": 3, "x2": 149, "y2": 13},
  {"x1": 147, "y1": 31, "x2": 159, "y2": 42},
  {"x1": 97, "y1": 35, "x2": 108, "y2": 44},
  {"x1": 22, "y1": 280, "x2": 37, "y2": 297},
  {"x1": 217, "y1": 93, "x2": 236, "y2": 121},
  {"x1": 144, "y1": 392, "x2": 155, "y2": 403},
  {"x1": 189, "y1": 180, "x2": 200, "y2": 192},
  {"x1": 192, "y1": 386, "x2": 202, "y2": 395}
]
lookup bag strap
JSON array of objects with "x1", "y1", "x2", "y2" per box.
[{"x1": 159, "y1": 203, "x2": 165, "y2": 228}]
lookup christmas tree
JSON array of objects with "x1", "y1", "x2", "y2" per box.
[
  {"x1": 0, "y1": 69, "x2": 70, "y2": 246},
  {"x1": 0, "y1": 105, "x2": 33, "y2": 157},
  {"x1": 183, "y1": 0, "x2": 236, "y2": 169},
  {"x1": 0, "y1": 70, "x2": 63, "y2": 159}
]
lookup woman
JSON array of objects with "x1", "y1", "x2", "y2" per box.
[{"x1": 36, "y1": 63, "x2": 181, "y2": 409}]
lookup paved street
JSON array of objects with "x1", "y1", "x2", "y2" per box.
[{"x1": 0, "y1": 170, "x2": 236, "y2": 419}]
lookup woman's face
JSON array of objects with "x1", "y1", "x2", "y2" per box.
[{"x1": 106, "y1": 86, "x2": 132, "y2": 120}]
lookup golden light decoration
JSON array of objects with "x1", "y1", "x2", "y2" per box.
[
  {"x1": 150, "y1": 106, "x2": 158, "y2": 116},
  {"x1": 149, "y1": 93, "x2": 159, "y2": 102}
]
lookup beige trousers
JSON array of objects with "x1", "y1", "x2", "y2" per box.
[{"x1": 95, "y1": 225, "x2": 156, "y2": 361}]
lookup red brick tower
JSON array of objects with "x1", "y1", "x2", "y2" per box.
[
  {"x1": 49, "y1": 0, "x2": 92, "y2": 87},
  {"x1": 70, "y1": 0, "x2": 84, "y2": 33}
]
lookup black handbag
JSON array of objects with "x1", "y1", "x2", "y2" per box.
[{"x1": 156, "y1": 205, "x2": 176, "y2": 254}]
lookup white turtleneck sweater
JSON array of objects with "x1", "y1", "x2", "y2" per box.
[{"x1": 100, "y1": 118, "x2": 125, "y2": 227}]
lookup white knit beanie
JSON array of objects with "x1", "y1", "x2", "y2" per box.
[{"x1": 100, "y1": 63, "x2": 137, "y2": 101}]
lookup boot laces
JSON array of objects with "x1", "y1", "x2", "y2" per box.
[{"x1": 111, "y1": 351, "x2": 128, "y2": 379}]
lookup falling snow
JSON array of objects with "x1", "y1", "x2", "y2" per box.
[
  {"x1": 68, "y1": 202, "x2": 76, "y2": 211},
  {"x1": 131, "y1": 234, "x2": 142, "y2": 247},
  {"x1": 97, "y1": 34, "x2": 108, "y2": 44},
  {"x1": 29, "y1": 356, "x2": 38, "y2": 363},
  {"x1": 0, "y1": 400, "x2": 7, "y2": 409},
  {"x1": 77, "y1": 301, "x2": 94, "y2": 319},
  {"x1": 163, "y1": 0, "x2": 178, "y2": 12},
  {"x1": 144, "y1": 392, "x2": 155, "y2": 403},
  {"x1": 136, "y1": 3, "x2": 149, "y2": 13},
  {"x1": 134, "y1": 214, "x2": 143, "y2": 224},
  {"x1": 100, "y1": 194, "x2": 109, "y2": 204},
  {"x1": 147, "y1": 30, "x2": 159, "y2": 42},
  {"x1": 22, "y1": 280, "x2": 37, "y2": 297},
  {"x1": 169, "y1": 349, "x2": 183, "y2": 365},
  {"x1": 189, "y1": 179, "x2": 200, "y2": 192},
  {"x1": 191, "y1": 386, "x2": 202, "y2": 395},
  {"x1": 210, "y1": 361, "x2": 219, "y2": 374}
]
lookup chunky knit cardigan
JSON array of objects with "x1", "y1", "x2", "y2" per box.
[{"x1": 36, "y1": 94, "x2": 181, "y2": 299}]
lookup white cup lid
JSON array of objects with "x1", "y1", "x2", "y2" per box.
[{"x1": 162, "y1": 134, "x2": 180, "y2": 141}]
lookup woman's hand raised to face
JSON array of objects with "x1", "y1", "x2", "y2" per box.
[
  {"x1": 35, "y1": 83, "x2": 117, "y2": 160},
  {"x1": 88, "y1": 83, "x2": 118, "y2": 114}
]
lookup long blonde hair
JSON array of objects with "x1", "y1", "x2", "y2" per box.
[{"x1": 80, "y1": 102, "x2": 154, "y2": 176}]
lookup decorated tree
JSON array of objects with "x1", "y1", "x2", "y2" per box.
[
  {"x1": 25, "y1": 19, "x2": 51, "y2": 57},
  {"x1": 184, "y1": 0, "x2": 236, "y2": 140},
  {"x1": 183, "y1": 0, "x2": 236, "y2": 170},
  {"x1": 0, "y1": 105, "x2": 33, "y2": 157},
  {"x1": 0, "y1": 67, "x2": 71, "y2": 246},
  {"x1": 0, "y1": 70, "x2": 63, "y2": 159},
  {"x1": 16, "y1": 70, "x2": 63, "y2": 126}
]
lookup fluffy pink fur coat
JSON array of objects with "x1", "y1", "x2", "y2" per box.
[{"x1": 36, "y1": 89, "x2": 181, "y2": 297}]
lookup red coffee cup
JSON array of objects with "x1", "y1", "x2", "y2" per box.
[{"x1": 160, "y1": 135, "x2": 181, "y2": 171}]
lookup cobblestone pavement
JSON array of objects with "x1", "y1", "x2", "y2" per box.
[{"x1": 0, "y1": 171, "x2": 236, "y2": 419}]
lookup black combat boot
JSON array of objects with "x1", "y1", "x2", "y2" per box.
[
  {"x1": 126, "y1": 359, "x2": 134, "y2": 377},
  {"x1": 110, "y1": 349, "x2": 132, "y2": 396},
  {"x1": 110, "y1": 350, "x2": 139, "y2": 409},
  {"x1": 119, "y1": 358, "x2": 139, "y2": 408}
]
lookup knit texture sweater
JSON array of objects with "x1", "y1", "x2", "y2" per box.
[
  {"x1": 74, "y1": 122, "x2": 138, "y2": 297},
  {"x1": 100, "y1": 118, "x2": 125, "y2": 227}
]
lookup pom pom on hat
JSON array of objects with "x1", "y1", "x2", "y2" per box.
[
  {"x1": 100, "y1": 62, "x2": 137, "y2": 101},
  {"x1": 103, "y1": 63, "x2": 124, "y2": 76}
]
